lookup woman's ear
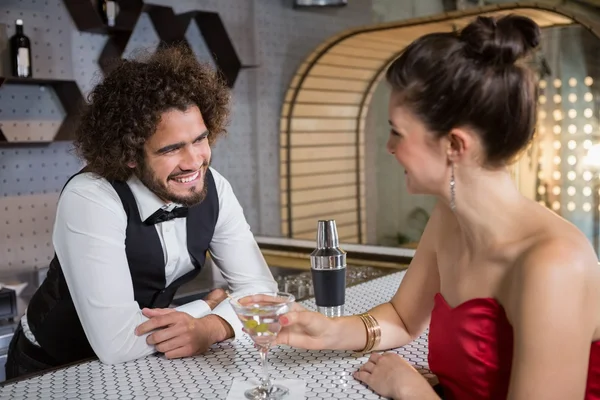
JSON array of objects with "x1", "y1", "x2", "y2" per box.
[{"x1": 447, "y1": 128, "x2": 471, "y2": 162}]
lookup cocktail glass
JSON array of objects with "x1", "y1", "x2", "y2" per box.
[{"x1": 230, "y1": 291, "x2": 295, "y2": 400}]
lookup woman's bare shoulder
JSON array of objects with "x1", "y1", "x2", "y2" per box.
[{"x1": 504, "y1": 213, "x2": 600, "y2": 320}]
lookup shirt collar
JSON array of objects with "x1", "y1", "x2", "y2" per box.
[{"x1": 126, "y1": 175, "x2": 182, "y2": 222}]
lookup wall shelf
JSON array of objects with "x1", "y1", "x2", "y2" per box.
[
  {"x1": 179, "y1": 10, "x2": 247, "y2": 88},
  {"x1": 63, "y1": 0, "x2": 257, "y2": 86},
  {"x1": 2, "y1": 1, "x2": 259, "y2": 144},
  {"x1": 62, "y1": 0, "x2": 143, "y2": 34},
  {"x1": 0, "y1": 77, "x2": 84, "y2": 144},
  {"x1": 63, "y1": 0, "x2": 144, "y2": 75}
]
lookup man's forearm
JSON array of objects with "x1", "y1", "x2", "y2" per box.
[
  {"x1": 203, "y1": 314, "x2": 235, "y2": 343},
  {"x1": 204, "y1": 288, "x2": 235, "y2": 342},
  {"x1": 204, "y1": 288, "x2": 227, "y2": 311}
]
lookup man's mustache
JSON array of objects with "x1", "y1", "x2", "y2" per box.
[{"x1": 168, "y1": 162, "x2": 209, "y2": 180}]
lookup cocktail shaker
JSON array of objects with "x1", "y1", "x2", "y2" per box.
[{"x1": 310, "y1": 220, "x2": 346, "y2": 317}]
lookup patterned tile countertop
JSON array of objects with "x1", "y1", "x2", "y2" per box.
[{"x1": 0, "y1": 270, "x2": 435, "y2": 399}]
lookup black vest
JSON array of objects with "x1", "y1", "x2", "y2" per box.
[{"x1": 26, "y1": 169, "x2": 219, "y2": 365}]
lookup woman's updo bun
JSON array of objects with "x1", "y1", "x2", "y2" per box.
[
  {"x1": 385, "y1": 14, "x2": 541, "y2": 166},
  {"x1": 460, "y1": 15, "x2": 541, "y2": 66}
]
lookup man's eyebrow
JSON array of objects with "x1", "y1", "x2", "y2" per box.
[
  {"x1": 155, "y1": 131, "x2": 208, "y2": 154},
  {"x1": 196, "y1": 131, "x2": 209, "y2": 140},
  {"x1": 155, "y1": 141, "x2": 185, "y2": 154}
]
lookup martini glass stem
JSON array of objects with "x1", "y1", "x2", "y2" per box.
[{"x1": 259, "y1": 346, "x2": 272, "y2": 393}]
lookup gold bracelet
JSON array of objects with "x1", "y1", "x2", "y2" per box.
[
  {"x1": 356, "y1": 312, "x2": 381, "y2": 354},
  {"x1": 367, "y1": 313, "x2": 381, "y2": 352},
  {"x1": 357, "y1": 313, "x2": 373, "y2": 353},
  {"x1": 362, "y1": 313, "x2": 377, "y2": 353},
  {"x1": 371, "y1": 314, "x2": 381, "y2": 351}
]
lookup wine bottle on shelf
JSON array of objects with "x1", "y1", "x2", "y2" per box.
[
  {"x1": 10, "y1": 19, "x2": 32, "y2": 78},
  {"x1": 98, "y1": 0, "x2": 119, "y2": 27}
]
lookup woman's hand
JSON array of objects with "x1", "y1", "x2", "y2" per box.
[
  {"x1": 354, "y1": 352, "x2": 439, "y2": 400},
  {"x1": 275, "y1": 303, "x2": 338, "y2": 350}
]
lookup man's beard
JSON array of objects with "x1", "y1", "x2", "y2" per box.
[{"x1": 136, "y1": 161, "x2": 209, "y2": 207}]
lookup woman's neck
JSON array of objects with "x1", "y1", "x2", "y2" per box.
[{"x1": 447, "y1": 166, "x2": 530, "y2": 256}]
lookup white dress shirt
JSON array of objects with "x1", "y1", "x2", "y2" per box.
[{"x1": 22, "y1": 167, "x2": 278, "y2": 365}]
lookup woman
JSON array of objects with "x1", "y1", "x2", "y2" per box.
[{"x1": 277, "y1": 14, "x2": 600, "y2": 400}]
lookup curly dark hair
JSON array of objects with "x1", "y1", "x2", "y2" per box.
[{"x1": 74, "y1": 45, "x2": 231, "y2": 181}]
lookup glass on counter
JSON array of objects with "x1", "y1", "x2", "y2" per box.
[{"x1": 229, "y1": 291, "x2": 295, "y2": 400}]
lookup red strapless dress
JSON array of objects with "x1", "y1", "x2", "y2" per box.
[{"x1": 428, "y1": 292, "x2": 600, "y2": 400}]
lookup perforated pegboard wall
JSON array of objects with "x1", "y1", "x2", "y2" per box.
[
  {"x1": 0, "y1": 193, "x2": 59, "y2": 269},
  {"x1": 0, "y1": 0, "x2": 374, "y2": 273},
  {"x1": 0, "y1": 143, "x2": 83, "y2": 196},
  {"x1": 0, "y1": 84, "x2": 66, "y2": 141}
]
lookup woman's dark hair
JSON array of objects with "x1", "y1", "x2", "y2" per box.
[
  {"x1": 386, "y1": 14, "x2": 541, "y2": 166},
  {"x1": 74, "y1": 45, "x2": 231, "y2": 181}
]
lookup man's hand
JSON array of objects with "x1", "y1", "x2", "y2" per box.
[
  {"x1": 204, "y1": 288, "x2": 227, "y2": 310},
  {"x1": 135, "y1": 309, "x2": 234, "y2": 359}
]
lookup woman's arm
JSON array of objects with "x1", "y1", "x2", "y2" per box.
[{"x1": 324, "y1": 202, "x2": 443, "y2": 351}]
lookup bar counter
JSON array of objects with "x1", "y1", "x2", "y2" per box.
[{"x1": 0, "y1": 270, "x2": 435, "y2": 400}]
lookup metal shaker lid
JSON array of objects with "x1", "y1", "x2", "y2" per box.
[{"x1": 310, "y1": 220, "x2": 346, "y2": 270}]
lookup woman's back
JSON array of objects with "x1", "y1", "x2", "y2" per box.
[
  {"x1": 430, "y1": 197, "x2": 600, "y2": 399},
  {"x1": 433, "y1": 195, "x2": 600, "y2": 340}
]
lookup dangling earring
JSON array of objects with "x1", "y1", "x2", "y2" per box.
[{"x1": 450, "y1": 163, "x2": 456, "y2": 211}]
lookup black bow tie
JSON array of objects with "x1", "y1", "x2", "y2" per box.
[{"x1": 144, "y1": 207, "x2": 188, "y2": 225}]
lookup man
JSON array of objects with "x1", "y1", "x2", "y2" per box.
[{"x1": 5, "y1": 46, "x2": 278, "y2": 379}]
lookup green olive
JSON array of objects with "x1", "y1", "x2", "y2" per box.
[{"x1": 244, "y1": 320, "x2": 258, "y2": 329}]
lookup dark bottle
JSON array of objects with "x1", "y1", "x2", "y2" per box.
[
  {"x1": 98, "y1": 0, "x2": 118, "y2": 27},
  {"x1": 10, "y1": 19, "x2": 32, "y2": 78}
]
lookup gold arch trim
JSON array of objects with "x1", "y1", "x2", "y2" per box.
[{"x1": 280, "y1": 1, "x2": 600, "y2": 243}]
